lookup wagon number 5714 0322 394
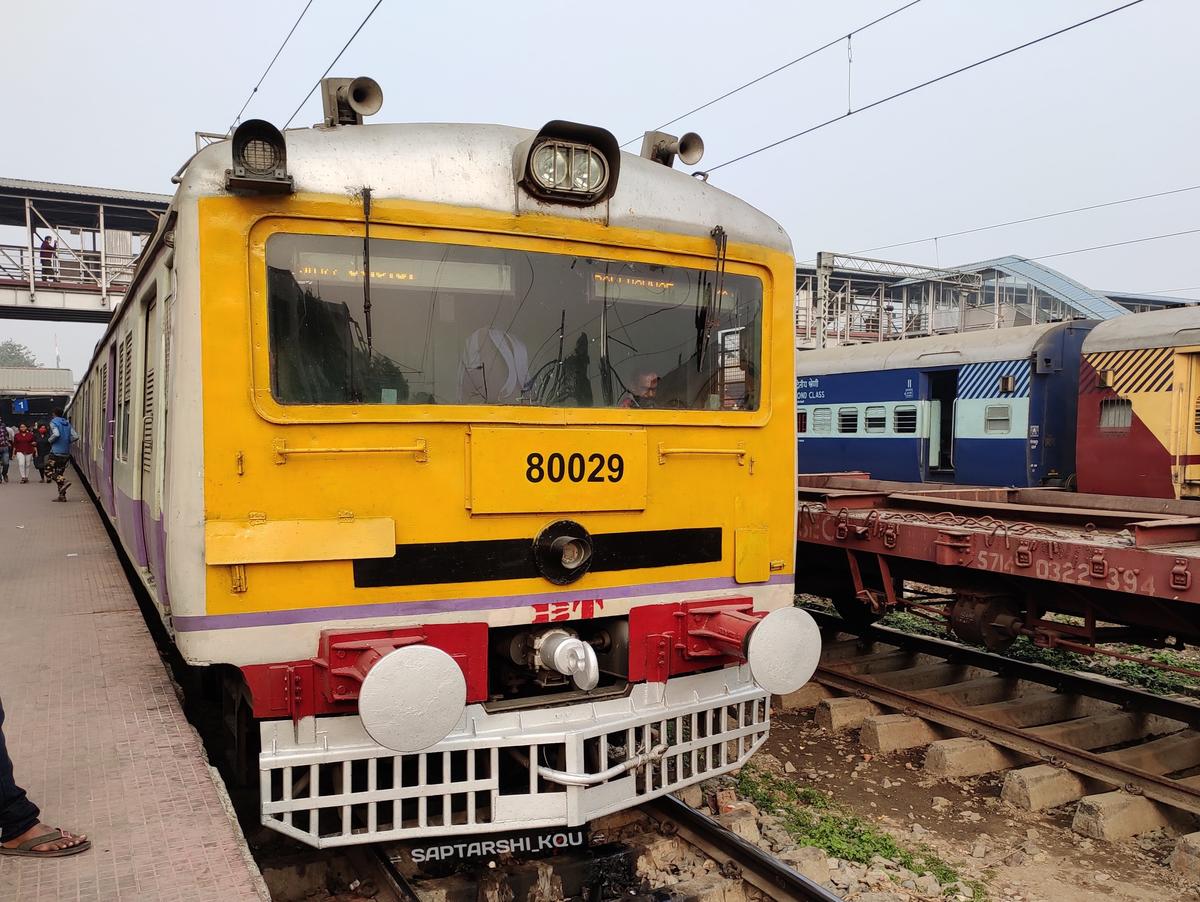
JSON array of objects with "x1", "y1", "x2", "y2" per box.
[
  {"x1": 976, "y1": 550, "x2": 1150, "y2": 593},
  {"x1": 525, "y1": 452, "x2": 624, "y2": 484}
]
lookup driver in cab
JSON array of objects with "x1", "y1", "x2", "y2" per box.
[{"x1": 620, "y1": 371, "x2": 659, "y2": 408}]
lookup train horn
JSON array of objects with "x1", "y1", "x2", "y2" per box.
[
  {"x1": 341, "y1": 76, "x2": 383, "y2": 118},
  {"x1": 640, "y1": 130, "x2": 705, "y2": 168},
  {"x1": 321, "y1": 76, "x2": 384, "y2": 126}
]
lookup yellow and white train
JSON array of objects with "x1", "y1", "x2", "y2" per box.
[{"x1": 69, "y1": 78, "x2": 819, "y2": 848}]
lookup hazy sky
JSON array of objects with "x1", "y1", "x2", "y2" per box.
[{"x1": 2, "y1": 0, "x2": 1197, "y2": 377}]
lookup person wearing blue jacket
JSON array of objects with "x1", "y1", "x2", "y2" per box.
[{"x1": 46, "y1": 409, "x2": 77, "y2": 503}]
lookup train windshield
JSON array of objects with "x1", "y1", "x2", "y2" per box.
[{"x1": 265, "y1": 233, "x2": 762, "y2": 410}]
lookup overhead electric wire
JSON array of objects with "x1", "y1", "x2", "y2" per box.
[
  {"x1": 1020, "y1": 226, "x2": 1200, "y2": 262},
  {"x1": 227, "y1": 0, "x2": 316, "y2": 136},
  {"x1": 854, "y1": 183, "x2": 1200, "y2": 255},
  {"x1": 1140, "y1": 284, "x2": 1200, "y2": 294},
  {"x1": 618, "y1": 0, "x2": 926, "y2": 148},
  {"x1": 705, "y1": 0, "x2": 1148, "y2": 173},
  {"x1": 283, "y1": 0, "x2": 385, "y2": 129},
  {"x1": 798, "y1": 226, "x2": 1200, "y2": 277}
]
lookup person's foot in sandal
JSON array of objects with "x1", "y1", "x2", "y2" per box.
[{"x1": 0, "y1": 823, "x2": 90, "y2": 858}]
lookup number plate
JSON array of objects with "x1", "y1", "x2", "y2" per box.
[{"x1": 468, "y1": 427, "x2": 647, "y2": 514}]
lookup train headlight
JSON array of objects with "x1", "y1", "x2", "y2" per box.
[
  {"x1": 225, "y1": 119, "x2": 294, "y2": 195},
  {"x1": 516, "y1": 120, "x2": 620, "y2": 205},
  {"x1": 530, "y1": 141, "x2": 608, "y2": 196},
  {"x1": 534, "y1": 520, "x2": 594, "y2": 585}
]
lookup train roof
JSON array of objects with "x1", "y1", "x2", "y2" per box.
[
  {"x1": 175, "y1": 122, "x2": 792, "y2": 255},
  {"x1": 796, "y1": 320, "x2": 1095, "y2": 375},
  {"x1": 1083, "y1": 306, "x2": 1200, "y2": 353}
]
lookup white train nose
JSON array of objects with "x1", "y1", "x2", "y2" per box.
[
  {"x1": 358, "y1": 645, "x2": 467, "y2": 752},
  {"x1": 745, "y1": 607, "x2": 823, "y2": 695}
]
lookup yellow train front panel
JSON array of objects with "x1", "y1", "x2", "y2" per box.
[{"x1": 183, "y1": 196, "x2": 797, "y2": 664}]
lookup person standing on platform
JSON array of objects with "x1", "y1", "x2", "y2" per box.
[
  {"x1": 0, "y1": 423, "x2": 10, "y2": 485},
  {"x1": 46, "y1": 408, "x2": 77, "y2": 502},
  {"x1": 11, "y1": 424, "x2": 35, "y2": 483},
  {"x1": 0, "y1": 697, "x2": 90, "y2": 859},
  {"x1": 33, "y1": 422, "x2": 51, "y2": 483}
]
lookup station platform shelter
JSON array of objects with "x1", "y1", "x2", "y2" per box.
[
  {"x1": 0, "y1": 366, "x2": 74, "y2": 427},
  {"x1": 0, "y1": 473, "x2": 267, "y2": 901},
  {"x1": 796, "y1": 251, "x2": 1198, "y2": 348}
]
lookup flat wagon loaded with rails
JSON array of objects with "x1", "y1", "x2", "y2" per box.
[
  {"x1": 795, "y1": 305, "x2": 1200, "y2": 674},
  {"x1": 66, "y1": 77, "x2": 821, "y2": 849}
]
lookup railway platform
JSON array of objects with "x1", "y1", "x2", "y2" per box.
[{"x1": 0, "y1": 476, "x2": 267, "y2": 901}]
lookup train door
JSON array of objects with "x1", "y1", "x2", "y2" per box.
[
  {"x1": 1180, "y1": 351, "x2": 1200, "y2": 498},
  {"x1": 139, "y1": 297, "x2": 160, "y2": 584},
  {"x1": 925, "y1": 369, "x2": 958, "y2": 479}
]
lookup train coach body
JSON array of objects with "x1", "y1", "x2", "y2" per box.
[
  {"x1": 68, "y1": 117, "x2": 817, "y2": 848},
  {"x1": 795, "y1": 321, "x2": 1094, "y2": 487},
  {"x1": 1076, "y1": 306, "x2": 1200, "y2": 499}
]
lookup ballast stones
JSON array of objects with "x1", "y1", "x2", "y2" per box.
[
  {"x1": 359, "y1": 645, "x2": 467, "y2": 752},
  {"x1": 746, "y1": 606, "x2": 822, "y2": 695}
]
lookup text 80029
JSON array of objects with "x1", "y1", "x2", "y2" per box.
[{"x1": 526, "y1": 452, "x2": 624, "y2": 484}]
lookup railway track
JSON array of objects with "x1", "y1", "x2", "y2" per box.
[
  {"x1": 355, "y1": 795, "x2": 840, "y2": 901},
  {"x1": 803, "y1": 610, "x2": 1200, "y2": 843}
]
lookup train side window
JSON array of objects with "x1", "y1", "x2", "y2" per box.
[
  {"x1": 838, "y1": 407, "x2": 859, "y2": 434},
  {"x1": 797, "y1": 409, "x2": 807, "y2": 433},
  {"x1": 812, "y1": 408, "x2": 832, "y2": 433},
  {"x1": 864, "y1": 405, "x2": 886, "y2": 433},
  {"x1": 893, "y1": 405, "x2": 917, "y2": 434},
  {"x1": 984, "y1": 404, "x2": 1011, "y2": 434},
  {"x1": 1100, "y1": 398, "x2": 1132, "y2": 430}
]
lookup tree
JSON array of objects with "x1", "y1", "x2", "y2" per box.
[{"x1": 0, "y1": 340, "x2": 38, "y2": 368}]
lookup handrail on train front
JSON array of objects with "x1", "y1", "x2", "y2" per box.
[
  {"x1": 656, "y1": 442, "x2": 747, "y2": 466},
  {"x1": 272, "y1": 438, "x2": 428, "y2": 465}
]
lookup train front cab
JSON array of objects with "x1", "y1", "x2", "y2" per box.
[
  {"x1": 1077, "y1": 308, "x2": 1200, "y2": 499},
  {"x1": 165, "y1": 119, "x2": 818, "y2": 849}
]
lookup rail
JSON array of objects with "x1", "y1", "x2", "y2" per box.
[
  {"x1": 643, "y1": 795, "x2": 843, "y2": 901},
  {"x1": 808, "y1": 610, "x2": 1200, "y2": 816}
]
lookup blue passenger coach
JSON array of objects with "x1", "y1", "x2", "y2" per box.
[{"x1": 795, "y1": 321, "x2": 1096, "y2": 486}]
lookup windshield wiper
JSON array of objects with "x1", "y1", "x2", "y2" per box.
[
  {"x1": 361, "y1": 186, "x2": 374, "y2": 355},
  {"x1": 696, "y1": 225, "x2": 727, "y2": 370}
]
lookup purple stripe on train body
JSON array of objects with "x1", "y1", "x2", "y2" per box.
[
  {"x1": 151, "y1": 513, "x2": 170, "y2": 611},
  {"x1": 171, "y1": 573, "x2": 795, "y2": 632},
  {"x1": 114, "y1": 486, "x2": 149, "y2": 567}
]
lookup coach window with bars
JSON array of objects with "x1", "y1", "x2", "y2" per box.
[
  {"x1": 812, "y1": 408, "x2": 832, "y2": 433},
  {"x1": 116, "y1": 332, "x2": 134, "y2": 460},
  {"x1": 264, "y1": 234, "x2": 763, "y2": 411},
  {"x1": 837, "y1": 407, "x2": 859, "y2": 434},
  {"x1": 1100, "y1": 398, "x2": 1133, "y2": 430},
  {"x1": 864, "y1": 405, "x2": 887, "y2": 433},
  {"x1": 984, "y1": 404, "x2": 1011, "y2": 434},
  {"x1": 893, "y1": 405, "x2": 917, "y2": 433},
  {"x1": 797, "y1": 409, "x2": 807, "y2": 433}
]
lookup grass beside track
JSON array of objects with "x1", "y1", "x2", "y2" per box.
[
  {"x1": 736, "y1": 762, "x2": 988, "y2": 901},
  {"x1": 877, "y1": 611, "x2": 1200, "y2": 698}
]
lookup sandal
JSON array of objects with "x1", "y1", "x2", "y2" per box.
[{"x1": 0, "y1": 828, "x2": 91, "y2": 858}]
